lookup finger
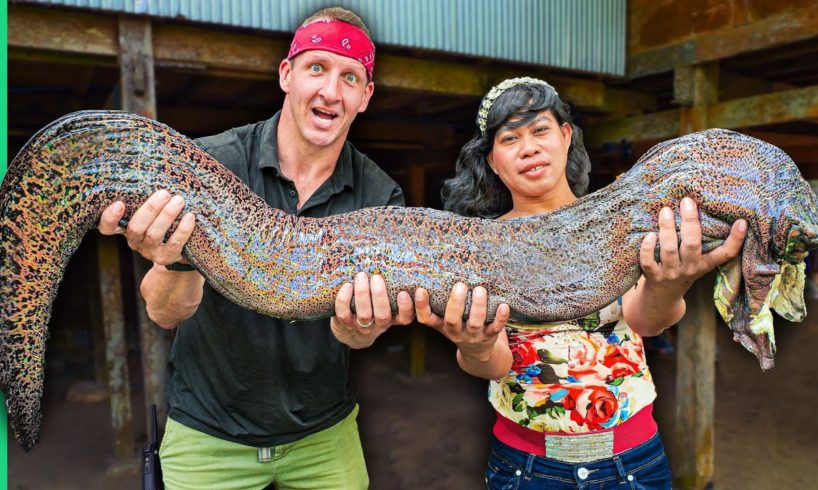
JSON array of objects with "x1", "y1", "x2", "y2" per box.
[
  {"x1": 443, "y1": 282, "x2": 468, "y2": 333},
  {"x1": 157, "y1": 213, "x2": 196, "y2": 265},
  {"x1": 369, "y1": 275, "x2": 393, "y2": 327},
  {"x1": 486, "y1": 304, "x2": 511, "y2": 336},
  {"x1": 99, "y1": 201, "x2": 126, "y2": 235},
  {"x1": 639, "y1": 232, "x2": 661, "y2": 277},
  {"x1": 353, "y1": 272, "x2": 374, "y2": 326},
  {"x1": 394, "y1": 291, "x2": 415, "y2": 325},
  {"x1": 703, "y1": 219, "x2": 748, "y2": 269},
  {"x1": 678, "y1": 197, "x2": 703, "y2": 268},
  {"x1": 126, "y1": 190, "x2": 172, "y2": 245},
  {"x1": 334, "y1": 283, "x2": 355, "y2": 326},
  {"x1": 414, "y1": 288, "x2": 443, "y2": 329},
  {"x1": 466, "y1": 287, "x2": 489, "y2": 333},
  {"x1": 657, "y1": 206, "x2": 680, "y2": 268},
  {"x1": 144, "y1": 195, "x2": 186, "y2": 252}
]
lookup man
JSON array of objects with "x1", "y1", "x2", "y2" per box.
[{"x1": 99, "y1": 7, "x2": 413, "y2": 489}]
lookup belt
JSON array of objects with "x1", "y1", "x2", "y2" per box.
[{"x1": 492, "y1": 404, "x2": 658, "y2": 463}]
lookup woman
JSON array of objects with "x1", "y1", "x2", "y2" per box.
[{"x1": 415, "y1": 77, "x2": 747, "y2": 489}]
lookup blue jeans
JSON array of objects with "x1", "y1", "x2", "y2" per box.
[{"x1": 485, "y1": 433, "x2": 672, "y2": 489}]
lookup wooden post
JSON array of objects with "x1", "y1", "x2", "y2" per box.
[
  {"x1": 88, "y1": 238, "x2": 109, "y2": 387},
  {"x1": 674, "y1": 62, "x2": 718, "y2": 490},
  {"x1": 96, "y1": 236, "x2": 134, "y2": 459},
  {"x1": 674, "y1": 274, "x2": 717, "y2": 490},
  {"x1": 118, "y1": 15, "x2": 156, "y2": 118},
  {"x1": 407, "y1": 162, "x2": 427, "y2": 376},
  {"x1": 117, "y1": 15, "x2": 171, "y2": 433}
]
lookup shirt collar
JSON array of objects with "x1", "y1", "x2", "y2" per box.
[{"x1": 258, "y1": 110, "x2": 354, "y2": 193}]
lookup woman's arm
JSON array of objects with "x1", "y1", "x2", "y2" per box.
[
  {"x1": 415, "y1": 284, "x2": 512, "y2": 380},
  {"x1": 623, "y1": 197, "x2": 746, "y2": 336},
  {"x1": 455, "y1": 328, "x2": 513, "y2": 380}
]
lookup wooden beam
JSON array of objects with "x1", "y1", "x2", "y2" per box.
[
  {"x1": 152, "y1": 22, "x2": 285, "y2": 78},
  {"x1": 708, "y1": 84, "x2": 818, "y2": 130},
  {"x1": 585, "y1": 110, "x2": 680, "y2": 147},
  {"x1": 9, "y1": 3, "x2": 655, "y2": 114},
  {"x1": 378, "y1": 54, "x2": 656, "y2": 113},
  {"x1": 588, "y1": 83, "x2": 818, "y2": 146},
  {"x1": 695, "y1": 4, "x2": 818, "y2": 66},
  {"x1": 628, "y1": 3, "x2": 818, "y2": 79},
  {"x1": 8, "y1": 4, "x2": 117, "y2": 57},
  {"x1": 629, "y1": 41, "x2": 696, "y2": 81}
]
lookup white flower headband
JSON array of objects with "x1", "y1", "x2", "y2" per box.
[{"x1": 477, "y1": 77, "x2": 558, "y2": 135}]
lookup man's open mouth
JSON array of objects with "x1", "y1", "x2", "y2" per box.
[{"x1": 312, "y1": 108, "x2": 338, "y2": 120}]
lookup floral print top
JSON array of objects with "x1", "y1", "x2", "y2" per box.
[{"x1": 488, "y1": 299, "x2": 656, "y2": 433}]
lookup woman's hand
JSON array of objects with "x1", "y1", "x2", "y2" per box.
[
  {"x1": 642, "y1": 197, "x2": 746, "y2": 295},
  {"x1": 415, "y1": 283, "x2": 512, "y2": 379},
  {"x1": 624, "y1": 196, "x2": 747, "y2": 335}
]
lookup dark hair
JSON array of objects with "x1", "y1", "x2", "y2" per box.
[
  {"x1": 302, "y1": 7, "x2": 371, "y2": 36},
  {"x1": 442, "y1": 83, "x2": 591, "y2": 218}
]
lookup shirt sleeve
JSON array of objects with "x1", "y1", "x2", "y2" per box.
[{"x1": 387, "y1": 186, "x2": 406, "y2": 207}]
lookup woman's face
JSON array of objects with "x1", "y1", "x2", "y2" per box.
[{"x1": 487, "y1": 110, "x2": 574, "y2": 206}]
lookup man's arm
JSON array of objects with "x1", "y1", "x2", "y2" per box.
[
  {"x1": 140, "y1": 265, "x2": 205, "y2": 328},
  {"x1": 623, "y1": 197, "x2": 747, "y2": 336}
]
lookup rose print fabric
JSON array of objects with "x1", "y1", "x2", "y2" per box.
[{"x1": 488, "y1": 300, "x2": 656, "y2": 432}]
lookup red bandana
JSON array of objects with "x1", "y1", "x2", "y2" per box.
[{"x1": 287, "y1": 19, "x2": 376, "y2": 80}]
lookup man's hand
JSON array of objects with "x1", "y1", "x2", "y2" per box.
[
  {"x1": 331, "y1": 272, "x2": 414, "y2": 349},
  {"x1": 98, "y1": 190, "x2": 196, "y2": 265}
]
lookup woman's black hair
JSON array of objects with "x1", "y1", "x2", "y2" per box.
[{"x1": 441, "y1": 82, "x2": 591, "y2": 218}]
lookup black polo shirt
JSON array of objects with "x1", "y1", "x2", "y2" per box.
[{"x1": 166, "y1": 111, "x2": 404, "y2": 446}]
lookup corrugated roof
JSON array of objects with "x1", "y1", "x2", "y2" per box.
[{"x1": 22, "y1": 0, "x2": 626, "y2": 75}]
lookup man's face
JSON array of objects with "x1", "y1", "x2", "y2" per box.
[{"x1": 279, "y1": 50, "x2": 374, "y2": 148}]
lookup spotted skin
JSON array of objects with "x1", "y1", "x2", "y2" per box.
[{"x1": 2, "y1": 111, "x2": 818, "y2": 450}]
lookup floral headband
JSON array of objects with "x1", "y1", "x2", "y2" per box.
[{"x1": 477, "y1": 77, "x2": 558, "y2": 135}]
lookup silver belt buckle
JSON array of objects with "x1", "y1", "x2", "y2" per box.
[
  {"x1": 258, "y1": 447, "x2": 272, "y2": 463},
  {"x1": 545, "y1": 431, "x2": 614, "y2": 463}
]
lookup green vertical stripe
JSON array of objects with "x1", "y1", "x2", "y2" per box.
[{"x1": 1, "y1": 0, "x2": 9, "y2": 487}]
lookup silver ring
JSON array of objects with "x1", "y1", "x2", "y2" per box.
[{"x1": 356, "y1": 317, "x2": 375, "y2": 328}]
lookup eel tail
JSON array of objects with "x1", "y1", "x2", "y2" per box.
[{"x1": 1, "y1": 113, "x2": 100, "y2": 451}]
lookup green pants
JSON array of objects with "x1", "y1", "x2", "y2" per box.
[{"x1": 159, "y1": 405, "x2": 369, "y2": 490}]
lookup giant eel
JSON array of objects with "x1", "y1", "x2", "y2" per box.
[{"x1": 2, "y1": 110, "x2": 818, "y2": 450}]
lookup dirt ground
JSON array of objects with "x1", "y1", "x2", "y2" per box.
[{"x1": 7, "y1": 294, "x2": 818, "y2": 489}]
